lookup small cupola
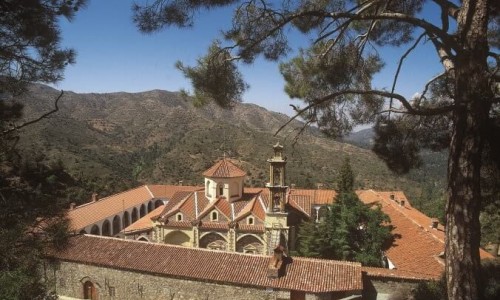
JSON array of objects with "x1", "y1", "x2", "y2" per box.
[{"x1": 202, "y1": 158, "x2": 246, "y2": 202}]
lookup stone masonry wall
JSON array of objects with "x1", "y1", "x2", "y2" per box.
[
  {"x1": 363, "y1": 277, "x2": 420, "y2": 300},
  {"x1": 44, "y1": 260, "x2": 329, "y2": 300}
]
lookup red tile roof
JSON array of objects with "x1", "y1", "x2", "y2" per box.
[
  {"x1": 356, "y1": 190, "x2": 494, "y2": 279},
  {"x1": 68, "y1": 185, "x2": 154, "y2": 230},
  {"x1": 122, "y1": 205, "x2": 164, "y2": 233},
  {"x1": 50, "y1": 235, "x2": 362, "y2": 293},
  {"x1": 238, "y1": 224, "x2": 265, "y2": 233},
  {"x1": 362, "y1": 267, "x2": 437, "y2": 281},
  {"x1": 147, "y1": 185, "x2": 202, "y2": 198},
  {"x1": 202, "y1": 158, "x2": 246, "y2": 178}
]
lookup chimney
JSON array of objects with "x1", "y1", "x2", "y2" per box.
[
  {"x1": 178, "y1": 180, "x2": 183, "y2": 186},
  {"x1": 267, "y1": 245, "x2": 286, "y2": 278},
  {"x1": 431, "y1": 218, "x2": 439, "y2": 229},
  {"x1": 91, "y1": 193, "x2": 98, "y2": 202},
  {"x1": 69, "y1": 202, "x2": 76, "y2": 210},
  {"x1": 290, "y1": 183, "x2": 296, "y2": 189}
]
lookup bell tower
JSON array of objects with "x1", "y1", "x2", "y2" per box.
[{"x1": 265, "y1": 142, "x2": 289, "y2": 254}]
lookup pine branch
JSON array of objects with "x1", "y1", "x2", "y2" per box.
[
  {"x1": 275, "y1": 89, "x2": 456, "y2": 136},
  {"x1": 2, "y1": 90, "x2": 64, "y2": 136}
]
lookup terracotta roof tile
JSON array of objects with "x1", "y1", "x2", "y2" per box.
[
  {"x1": 199, "y1": 222, "x2": 229, "y2": 230},
  {"x1": 122, "y1": 205, "x2": 164, "y2": 234},
  {"x1": 159, "y1": 191, "x2": 193, "y2": 219},
  {"x1": 202, "y1": 158, "x2": 246, "y2": 178},
  {"x1": 164, "y1": 221, "x2": 193, "y2": 228},
  {"x1": 51, "y1": 235, "x2": 362, "y2": 293},
  {"x1": 147, "y1": 185, "x2": 202, "y2": 198},
  {"x1": 289, "y1": 189, "x2": 336, "y2": 206},
  {"x1": 238, "y1": 224, "x2": 265, "y2": 233},
  {"x1": 197, "y1": 197, "x2": 232, "y2": 222},
  {"x1": 362, "y1": 267, "x2": 437, "y2": 281},
  {"x1": 357, "y1": 190, "x2": 494, "y2": 279},
  {"x1": 68, "y1": 185, "x2": 154, "y2": 230},
  {"x1": 233, "y1": 193, "x2": 266, "y2": 222}
]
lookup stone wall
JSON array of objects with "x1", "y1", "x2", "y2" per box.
[
  {"x1": 44, "y1": 260, "x2": 333, "y2": 300},
  {"x1": 363, "y1": 277, "x2": 420, "y2": 300}
]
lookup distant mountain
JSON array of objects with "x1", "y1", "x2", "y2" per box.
[
  {"x1": 343, "y1": 128, "x2": 375, "y2": 149},
  {"x1": 12, "y1": 84, "x2": 444, "y2": 211}
]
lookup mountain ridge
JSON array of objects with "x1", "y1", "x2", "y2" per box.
[{"x1": 13, "y1": 84, "x2": 442, "y2": 211}]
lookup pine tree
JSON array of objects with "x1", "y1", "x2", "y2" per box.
[
  {"x1": 297, "y1": 158, "x2": 392, "y2": 266},
  {"x1": 337, "y1": 157, "x2": 354, "y2": 193},
  {"x1": 0, "y1": 1, "x2": 86, "y2": 298}
]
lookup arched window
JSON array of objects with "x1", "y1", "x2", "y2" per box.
[
  {"x1": 211, "y1": 211, "x2": 218, "y2": 221},
  {"x1": 176, "y1": 213, "x2": 183, "y2": 221},
  {"x1": 247, "y1": 216, "x2": 254, "y2": 225},
  {"x1": 206, "y1": 181, "x2": 211, "y2": 196},
  {"x1": 219, "y1": 184, "x2": 224, "y2": 196}
]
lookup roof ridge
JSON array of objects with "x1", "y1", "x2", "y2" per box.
[
  {"x1": 162, "y1": 192, "x2": 193, "y2": 219},
  {"x1": 144, "y1": 185, "x2": 155, "y2": 198},
  {"x1": 71, "y1": 185, "x2": 150, "y2": 210},
  {"x1": 378, "y1": 192, "x2": 445, "y2": 244}
]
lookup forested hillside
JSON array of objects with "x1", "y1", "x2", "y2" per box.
[{"x1": 15, "y1": 84, "x2": 445, "y2": 219}]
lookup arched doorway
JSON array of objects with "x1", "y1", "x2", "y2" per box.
[
  {"x1": 131, "y1": 208, "x2": 138, "y2": 223},
  {"x1": 79, "y1": 229, "x2": 87, "y2": 234},
  {"x1": 122, "y1": 211, "x2": 130, "y2": 229},
  {"x1": 90, "y1": 225, "x2": 100, "y2": 235},
  {"x1": 140, "y1": 204, "x2": 146, "y2": 218},
  {"x1": 83, "y1": 280, "x2": 98, "y2": 300},
  {"x1": 101, "y1": 220, "x2": 111, "y2": 237},
  {"x1": 148, "y1": 201, "x2": 153, "y2": 213},
  {"x1": 112, "y1": 215, "x2": 121, "y2": 236}
]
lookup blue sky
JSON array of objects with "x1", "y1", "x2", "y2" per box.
[{"x1": 55, "y1": 0, "x2": 443, "y2": 117}]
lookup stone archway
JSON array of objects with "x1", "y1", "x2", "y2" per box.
[
  {"x1": 199, "y1": 232, "x2": 228, "y2": 251},
  {"x1": 131, "y1": 208, "x2": 138, "y2": 223},
  {"x1": 140, "y1": 204, "x2": 146, "y2": 218},
  {"x1": 236, "y1": 235, "x2": 265, "y2": 254},
  {"x1": 112, "y1": 215, "x2": 121, "y2": 236},
  {"x1": 90, "y1": 224, "x2": 100, "y2": 235},
  {"x1": 102, "y1": 220, "x2": 111, "y2": 236},
  {"x1": 79, "y1": 229, "x2": 87, "y2": 234},
  {"x1": 148, "y1": 201, "x2": 154, "y2": 213},
  {"x1": 83, "y1": 280, "x2": 98, "y2": 300},
  {"x1": 154, "y1": 199, "x2": 164, "y2": 208},
  {"x1": 122, "y1": 211, "x2": 130, "y2": 229},
  {"x1": 164, "y1": 231, "x2": 190, "y2": 247}
]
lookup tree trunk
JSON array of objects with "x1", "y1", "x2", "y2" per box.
[
  {"x1": 446, "y1": 2, "x2": 492, "y2": 299},
  {"x1": 446, "y1": 93, "x2": 485, "y2": 300}
]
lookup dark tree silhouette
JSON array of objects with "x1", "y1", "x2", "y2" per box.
[{"x1": 0, "y1": 1, "x2": 86, "y2": 298}]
